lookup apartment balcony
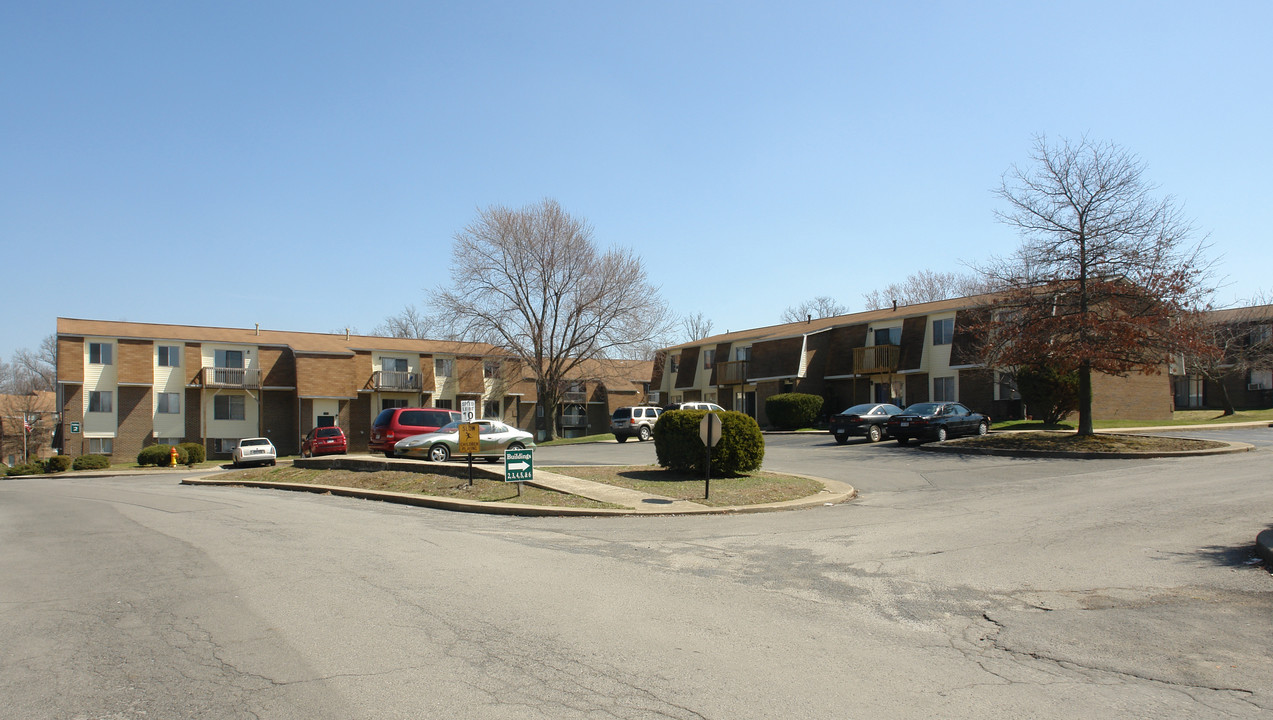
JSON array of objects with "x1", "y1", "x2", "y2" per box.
[
  {"x1": 562, "y1": 390, "x2": 588, "y2": 404},
  {"x1": 853, "y1": 345, "x2": 900, "y2": 375},
  {"x1": 199, "y1": 367, "x2": 261, "y2": 389},
  {"x1": 714, "y1": 360, "x2": 748, "y2": 386},
  {"x1": 372, "y1": 370, "x2": 422, "y2": 392}
]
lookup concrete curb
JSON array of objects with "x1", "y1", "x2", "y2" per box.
[
  {"x1": 920, "y1": 436, "x2": 1255, "y2": 459},
  {"x1": 182, "y1": 455, "x2": 857, "y2": 517}
]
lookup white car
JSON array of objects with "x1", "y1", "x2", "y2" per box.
[{"x1": 232, "y1": 437, "x2": 277, "y2": 467}]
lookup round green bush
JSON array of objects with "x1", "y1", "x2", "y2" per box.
[
  {"x1": 653, "y1": 409, "x2": 765, "y2": 476},
  {"x1": 72, "y1": 454, "x2": 111, "y2": 470},
  {"x1": 764, "y1": 392, "x2": 824, "y2": 430},
  {"x1": 137, "y1": 444, "x2": 188, "y2": 467},
  {"x1": 5, "y1": 461, "x2": 46, "y2": 476},
  {"x1": 178, "y1": 442, "x2": 206, "y2": 465},
  {"x1": 44, "y1": 455, "x2": 73, "y2": 473}
]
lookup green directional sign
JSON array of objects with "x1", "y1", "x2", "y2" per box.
[
  {"x1": 69, "y1": 422, "x2": 81, "y2": 434},
  {"x1": 504, "y1": 448, "x2": 533, "y2": 482}
]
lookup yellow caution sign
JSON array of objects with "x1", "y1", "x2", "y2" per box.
[{"x1": 458, "y1": 423, "x2": 482, "y2": 454}]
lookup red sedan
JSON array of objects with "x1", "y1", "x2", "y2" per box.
[{"x1": 301, "y1": 426, "x2": 348, "y2": 457}]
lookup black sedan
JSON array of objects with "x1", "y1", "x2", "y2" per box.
[
  {"x1": 829, "y1": 403, "x2": 903, "y2": 444},
  {"x1": 886, "y1": 402, "x2": 991, "y2": 445}
]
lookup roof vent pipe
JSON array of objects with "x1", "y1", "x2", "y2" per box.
[
  {"x1": 807, "y1": 314, "x2": 812, "y2": 324},
  {"x1": 345, "y1": 327, "x2": 350, "y2": 340},
  {"x1": 892, "y1": 300, "x2": 897, "y2": 312},
  {"x1": 255, "y1": 323, "x2": 260, "y2": 336}
]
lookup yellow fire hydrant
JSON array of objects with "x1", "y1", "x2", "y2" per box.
[{"x1": 170, "y1": 446, "x2": 179, "y2": 467}]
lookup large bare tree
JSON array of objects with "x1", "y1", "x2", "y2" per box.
[
  {"x1": 780, "y1": 296, "x2": 849, "y2": 323},
  {"x1": 372, "y1": 305, "x2": 446, "y2": 340},
  {"x1": 680, "y1": 312, "x2": 715, "y2": 342},
  {"x1": 977, "y1": 136, "x2": 1217, "y2": 435},
  {"x1": 862, "y1": 270, "x2": 989, "y2": 310},
  {"x1": 431, "y1": 199, "x2": 671, "y2": 440},
  {"x1": 4, "y1": 335, "x2": 57, "y2": 394}
]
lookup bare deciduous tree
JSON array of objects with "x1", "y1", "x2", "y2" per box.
[
  {"x1": 680, "y1": 312, "x2": 715, "y2": 342},
  {"x1": 862, "y1": 270, "x2": 989, "y2": 310},
  {"x1": 372, "y1": 305, "x2": 447, "y2": 340},
  {"x1": 780, "y1": 296, "x2": 848, "y2": 323},
  {"x1": 977, "y1": 135, "x2": 1217, "y2": 435},
  {"x1": 4, "y1": 335, "x2": 57, "y2": 394},
  {"x1": 431, "y1": 199, "x2": 671, "y2": 440},
  {"x1": 1183, "y1": 297, "x2": 1273, "y2": 414}
]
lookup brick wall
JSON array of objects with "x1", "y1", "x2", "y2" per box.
[
  {"x1": 1091, "y1": 370, "x2": 1173, "y2": 421},
  {"x1": 118, "y1": 339, "x2": 153, "y2": 385},
  {"x1": 58, "y1": 337, "x2": 84, "y2": 383},
  {"x1": 457, "y1": 357, "x2": 484, "y2": 394},
  {"x1": 260, "y1": 347, "x2": 296, "y2": 387},
  {"x1": 906, "y1": 373, "x2": 930, "y2": 405},
  {"x1": 349, "y1": 394, "x2": 371, "y2": 452},
  {"x1": 184, "y1": 389, "x2": 201, "y2": 443},
  {"x1": 295, "y1": 354, "x2": 356, "y2": 398},
  {"x1": 747, "y1": 338, "x2": 799, "y2": 382},
  {"x1": 262, "y1": 390, "x2": 297, "y2": 454},
  {"x1": 116, "y1": 386, "x2": 153, "y2": 460},
  {"x1": 61, "y1": 384, "x2": 84, "y2": 456},
  {"x1": 825, "y1": 324, "x2": 867, "y2": 376},
  {"x1": 184, "y1": 344, "x2": 202, "y2": 384}
]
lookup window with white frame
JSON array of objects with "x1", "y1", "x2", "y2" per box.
[
  {"x1": 435, "y1": 358, "x2": 454, "y2": 377},
  {"x1": 213, "y1": 394, "x2": 245, "y2": 421},
  {"x1": 89, "y1": 342, "x2": 113, "y2": 365},
  {"x1": 88, "y1": 391, "x2": 113, "y2": 413},
  {"x1": 483, "y1": 360, "x2": 500, "y2": 378},
  {"x1": 157, "y1": 393, "x2": 180, "y2": 414},
  {"x1": 382, "y1": 357, "x2": 408, "y2": 373},
  {"x1": 158, "y1": 345, "x2": 181, "y2": 367},
  {"x1": 932, "y1": 318, "x2": 954, "y2": 345},
  {"x1": 933, "y1": 376, "x2": 956, "y2": 401},
  {"x1": 88, "y1": 437, "x2": 113, "y2": 454},
  {"x1": 214, "y1": 349, "x2": 244, "y2": 368}
]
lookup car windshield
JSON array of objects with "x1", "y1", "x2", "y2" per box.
[
  {"x1": 840, "y1": 404, "x2": 879, "y2": 415},
  {"x1": 240, "y1": 439, "x2": 270, "y2": 447},
  {"x1": 316, "y1": 428, "x2": 342, "y2": 437},
  {"x1": 902, "y1": 403, "x2": 942, "y2": 415}
]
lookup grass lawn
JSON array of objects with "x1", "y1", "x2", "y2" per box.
[
  {"x1": 212, "y1": 465, "x2": 624, "y2": 509},
  {"x1": 544, "y1": 464, "x2": 824, "y2": 508}
]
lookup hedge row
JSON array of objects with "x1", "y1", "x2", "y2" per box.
[{"x1": 763, "y1": 393, "x2": 824, "y2": 430}]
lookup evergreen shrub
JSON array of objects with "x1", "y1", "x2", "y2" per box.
[
  {"x1": 178, "y1": 442, "x2": 206, "y2": 465},
  {"x1": 73, "y1": 454, "x2": 111, "y2": 470},
  {"x1": 44, "y1": 456, "x2": 73, "y2": 473},
  {"x1": 138, "y1": 444, "x2": 188, "y2": 467},
  {"x1": 764, "y1": 393, "x2": 823, "y2": 430},
  {"x1": 653, "y1": 409, "x2": 764, "y2": 476}
]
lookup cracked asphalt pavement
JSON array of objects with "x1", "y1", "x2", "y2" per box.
[{"x1": 2, "y1": 428, "x2": 1270, "y2": 719}]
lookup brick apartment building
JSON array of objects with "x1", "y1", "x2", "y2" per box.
[
  {"x1": 55, "y1": 318, "x2": 652, "y2": 460},
  {"x1": 653, "y1": 295, "x2": 1178, "y2": 427}
]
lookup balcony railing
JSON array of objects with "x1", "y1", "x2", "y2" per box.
[
  {"x1": 714, "y1": 360, "x2": 748, "y2": 385},
  {"x1": 561, "y1": 412, "x2": 589, "y2": 427},
  {"x1": 853, "y1": 345, "x2": 900, "y2": 375},
  {"x1": 200, "y1": 367, "x2": 261, "y2": 388},
  {"x1": 372, "y1": 370, "x2": 422, "y2": 391},
  {"x1": 562, "y1": 390, "x2": 587, "y2": 404}
]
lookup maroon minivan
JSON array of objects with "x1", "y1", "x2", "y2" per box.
[{"x1": 371, "y1": 407, "x2": 461, "y2": 457}]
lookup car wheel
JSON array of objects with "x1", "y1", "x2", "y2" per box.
[
  {"x1": 269, "y1": 459, "x2": 276, "y2": 466},
  {"x1": 615, "y1": 434, "x2": 628, "y2": 443},
  {"x1": 978, "y1": 421, "x2": 989, "y2": 436},
  {"x1": 638, "y1": 425, "x2": 652, "y2": 442},
  {"x1": 834, "y1": 434, "x2": 848, "y2": 445},
  {"x1": 896, "y1": 437, "x2": 908, "y2": 446},
  {"x1": 867, "y1": 425, "x2": 882, "y2": 443},
  {"x1": 936, "y1": 426, "x2": 948, "y2": 442},
  {"x1": 429, "y1": 444, "x2": 451, "y2": 462},
  {"x1": 384, "y1": 450, "x2": 395, "y2": 459},
  {"x1": 508, "y1": 442, "x2": 525, "y2": 451}
]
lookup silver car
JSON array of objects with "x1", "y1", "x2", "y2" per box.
[{"x1": 394, "y1": 420, "x2": 535, "y2": 462}]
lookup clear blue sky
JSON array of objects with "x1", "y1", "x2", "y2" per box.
[{"x1": 3, "y1": 1, "x2": 1269, "y2": 362}]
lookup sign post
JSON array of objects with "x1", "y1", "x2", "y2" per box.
[
  {"x1": 504, "y1": 447, "x2": 533, "y2": 497},
  {"x1": 458, "y1": 422, "x2": 481, "y2": 486},
  {"x1": 699, "y1": 413, "x2": 723, "y2": 499}
]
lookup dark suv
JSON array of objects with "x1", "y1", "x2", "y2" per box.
[
  {"x1": 610, "y1": 405, "x2": 662, "y2": 442},
  {"x1": 371, "y1": 407, "x2": 461, "y2": 456}
]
